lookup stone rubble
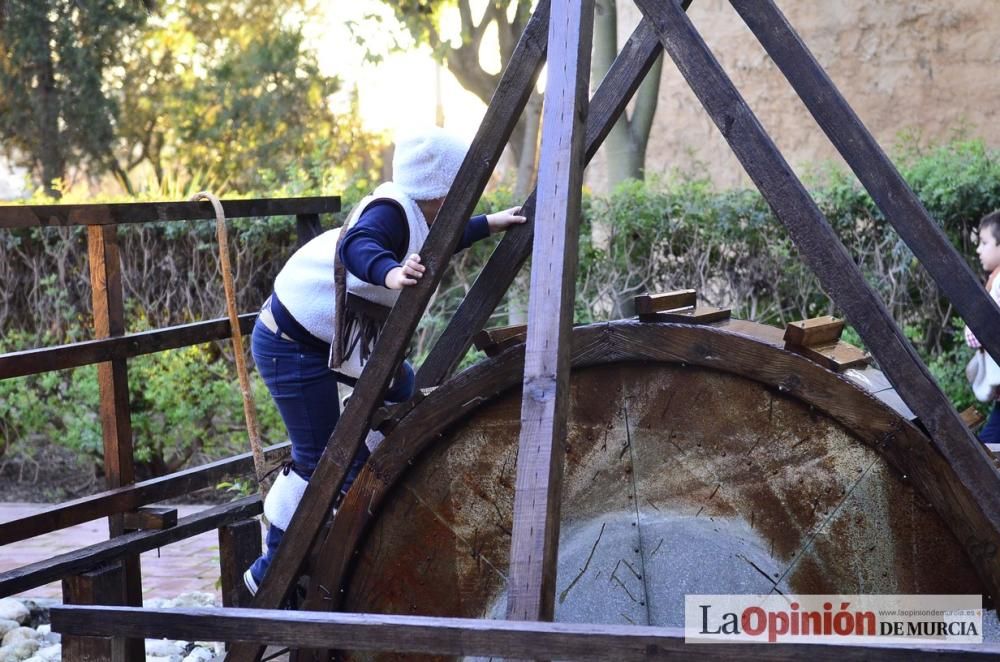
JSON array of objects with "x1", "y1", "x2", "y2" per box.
[{"x1": 0, "y1": 593, "x2": 226, "y2": 662}]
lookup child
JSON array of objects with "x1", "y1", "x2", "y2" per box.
[
  {"x1": 244, "y1": 127, "x2": 526, "y2": 594},
  {"x1": 964, "y1": 210, "x2": 1000, "y2": 445}
]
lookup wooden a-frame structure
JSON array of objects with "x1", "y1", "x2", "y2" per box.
[{"x1": 51, "y1": 0, "x2": 1000, "y2": 658}]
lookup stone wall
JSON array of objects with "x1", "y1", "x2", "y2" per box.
[{"x1": 586, "y1": 0, "x2": 1000, "y2": 191}]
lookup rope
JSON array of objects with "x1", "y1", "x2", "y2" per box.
[{"x1": 190, "y1": 191, "x2": 267, "y2": 494}]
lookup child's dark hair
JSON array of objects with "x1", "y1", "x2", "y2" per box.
[{"x1": 981, "y1": 210, "x2": 1000, "y2": 244}]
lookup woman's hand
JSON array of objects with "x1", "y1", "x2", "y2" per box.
[
  {"x1": 385, "y1": 253, "x2": 425, "y2": 289},
  {"x1": 486, "y1": 206, "x2": 528, "y2": 234}
]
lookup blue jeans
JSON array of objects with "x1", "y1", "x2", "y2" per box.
[
  {"x1": 980, "y1": 404, "x2": 1000, "y2": 446},
  {"x1": 247, "y1": 317, "x2": 415, "y2": 585}
]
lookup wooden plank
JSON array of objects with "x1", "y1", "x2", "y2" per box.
[
  {"x1": 0, "y1": 496, "x2": 261, "y2": 597},
  {"x1": 85, "y1": 223, "x2": 143, "y2": 659},
  {"x1": 0, "y1": 313, "x2": 257, "y2": 380},
  {"x1": 507, "y1": 0, "x2": 593, "y2": 623},
  {"x1": 633, "y1": 0, "x2": 1000, "y2": 595},
  {"x1": 783, "y1": 316, "x2": 845, "y2": 347},
  {"x1": 121, "y1": 506, "x2": 177, "y2": 531},
  {"x1": 0, "y1": 196, "x2": 341, "y2": 228},
  {"x1": 415, "y1": 8, "x2": 692, "y2": 389},
  {"x1": 961, "y1": 406, "x2": 986, "y2": 430},
  {"x1": 789, "y1": 342, "x2": 870, "y2": 372},
  {"x1": 219, "y1": 519, "x2": 262, "y2": 608},
  {"x1": 639, "y1": 305, "x2": 731, "y2": 324},
  {"x1": 50, "y1": 605, "x2": 1000, "y2": 660},
  {"x1": 0, "y1": 442, "x2": 287, "y2": 546},
  {"x1": 61, "y1": 563, "x2": 133, "y2": 662},
  {"x1": 729, "y1": 0, "x2": 1000, "y2": 371},
  {"x1": 634, "y1": 289, "x2": 696, "y2": 314},
  {"x1": 295, "y1": 213, "x2": 323, "y2": 248},
  {"x1": 225, "y1": 6, "x2": 554, "y2": 661}
]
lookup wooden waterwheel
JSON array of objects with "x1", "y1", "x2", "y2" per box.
[{"x1": 313, "y1": 319, "x2": 987, "y2": 656}]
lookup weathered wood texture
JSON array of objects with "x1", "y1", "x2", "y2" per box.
[
  {"x1": 225, "y1": 6, "x2": 553, "y2": 661},
  {"x1": 0, "y1": 197, "x2": 340, "y2": 228},
  {"x1": 634, "y1": 289, "x2": 696, "y2": 314},
  {"x1": 219, "y1": 519, "x2": 263, "y2": 608},
  {"x1": 0, "y1": 442, "x2": 287, "y2": 546},
  {"x1": 295, "y1": 213, "x2": 323, "y2": 248},
  {"x1": 729, "y1": 0, "x2": 1000, "y2": 369},
  {"x1": 783, "y1": 316, "x2": 844, "y2": 347},
  {"x1": 49, "y1": 606, "x2": 1000, "y2": 660},
  {"x1": 62, "y1": 563, "x2": 133, "y2": 662},
  {"x1": 303, "y1": 322, "x2": 1000, "y2": 618},
  {"x1": 86, "y1": 223, "x2": 143, "y2": 646},
  {"x1": 121, "y1": 507, "x2": 177, "y2": 531},
  {"x1": 633, "y1": 0, "x2": 1000, "y2": 592},
  {"x1": 0, "y1": 496, "x2": 261, "y2": 597},
  {"x1": 507, "y1": 0, "x2": 594, "y2": 623},
  {"x1": 415, "y1": 10, "x2": 690, "y2": 388},
  {"x1": 0, "y1": 313, "x2": 257, "y2": 380}
]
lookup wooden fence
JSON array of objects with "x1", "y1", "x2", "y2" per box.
[{"x1": 0, "y1": 196, "x2": 339, "y2": 660}]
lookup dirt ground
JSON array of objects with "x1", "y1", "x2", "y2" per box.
[{"x1": 0, "y1": 443, "x2": 235, "y2": 504}]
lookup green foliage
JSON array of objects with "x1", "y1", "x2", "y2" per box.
[
  {"x1": 0, "y1": 330, "x2": 283, "y2": 477},
  {"x1": 3, "y1": 136, "x2": 999, "y2": 483},
  {"x1": 0, "y1": 0, "x2": 149, "y2": 194}
]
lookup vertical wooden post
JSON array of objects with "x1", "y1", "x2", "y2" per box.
[
  {"x1": 225, "y1": 7, "x2": 554, "y2": 660},
  {"x1": 62, "y1": 563, "x2": 127, "y2": 662},
  {"x1": 295, "y1": 213, "x2": 322, "y2": 248},
  {"x1": 87, "y1": 223, "x2": 144, "y2": 661},
  {"x1": 506, "y1": 0, "x2": 594, "y2": 623},
  {"x1": 219, "y1": 519, "x2": 263, "y2": 608}
]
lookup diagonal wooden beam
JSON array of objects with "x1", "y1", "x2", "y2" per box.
[
  {"x1": 729, "y1": 0, "x2": 1000, "y2": 369},
  {"x1": 631, "y1": 0, "x2": 1000, "y2": 595},
  {"x1": 506, "y1": 0, "x2": 594, "y2": 623},
  {"x1": 415, "y1": 6, "x2": 693, "y2": 389},
  {"x1": 224, "y1": 3, "x2": 552, "y2": 661}
]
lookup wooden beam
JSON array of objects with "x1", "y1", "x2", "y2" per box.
[
  {"x1": 783, "y1": 316, "x2": 845, "y2": 347},
  {"x1": 61, "y1": 564, "x2": 134, "y2": 662},
  {"x1": 507, "y1": 0, "x2": 594, "y2": 623},
  {"x1": 0, "y1": 197, "x2": 340, "y2": 228},
  {"x1": 729, "y1": 0, "x2": 1000, "y2": 371},
  {"x1": 0, "y1": 496, "x2": 261, "y2": 597},
  {"x1": 50, "y1": 605, "x2": 1000, "y2": 660},
  {"x1": 0, "y1": 313, "x2": 257, "y2": 380},
  {"x1": 415, "y1": 8, "x2": 692, "y2": 389},
  {"x1": 219, "y1": 519, "x2": 262, "y2": 609},
  {"x1": 294, "y1": 213, "x2": 323, "y2": 248},
  {"x1": 0, "y1": 442, "x2": 287, "y2": 546},
  {"x1": 86, "y1": 223, "x2": 143, "y2": 659},
  {"x1": 122, "y1": 506, "x2": 177, "y2": 531},
  {"x1": 225, "y1": 5, "x2": 553, "y2": 660},
  {"x1": 632, "y1": 0, "x2": 1000, "y2": 594}
]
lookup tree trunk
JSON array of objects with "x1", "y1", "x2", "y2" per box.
[
  {"x1": 35, "y1": 8, "x2": 62, "y2": 198},
  {"x1": 590, "y1": 0, "x2": 661, "y2": 192},
  {"x1": 514, "y1": 92, "x2": 542, "y2": 198}
]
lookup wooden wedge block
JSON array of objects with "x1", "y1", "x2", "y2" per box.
[
  {"x1": 791, "y1": 342, "x2": 870, "y2": 372},
  {"x1": 783, "y1": 315, "x2": 844, "y2": 347},
  {"x1": 473, "y1": 324, "x2": 528, "y2": 357},
  {"x1": 634, "y1": 289, "x2": 696, "y2": 315},
  {"x1": 638, "y1": 305, "x2": 731, "y2": 325},
  {"x1": 122, "y1": 506, "x2": 178, "y2": 531},
  {"x1": 960, "y1": 406, "x2": 986, "y2": 430}
]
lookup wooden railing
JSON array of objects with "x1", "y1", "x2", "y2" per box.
[{"x1": 0, "y1": 196, "x2": 339, "y2": 661}]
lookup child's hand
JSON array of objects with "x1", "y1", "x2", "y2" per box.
[
  {"x1": 486, "y1": 206, "x2": 528, "y2": 234},
  {"x1": 385, "y1": 253, "x2": 425, "y2": 289}
]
